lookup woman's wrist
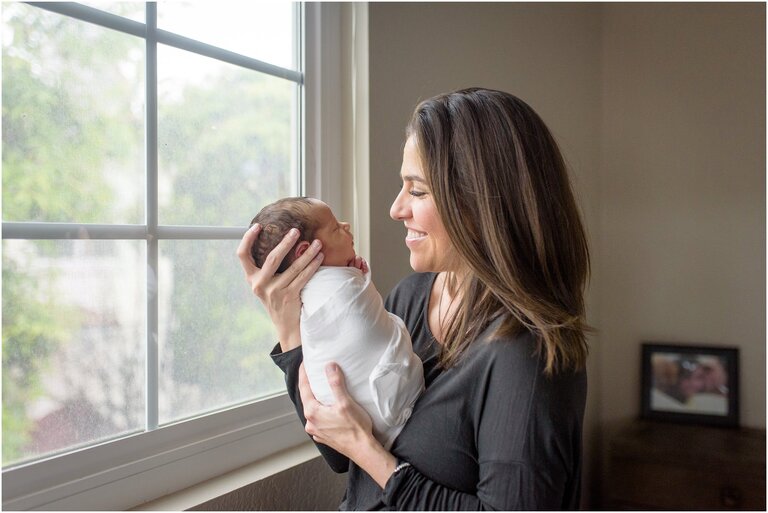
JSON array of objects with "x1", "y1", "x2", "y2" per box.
[
  {"x1": 277, "y1": 329, "x2": 301, "y2": 352},
  {"x1": 353, "y1": 435, "x2": 398, "y2": 489},
  {"x1": 278, "y1": 337, "x2": 301, "y2": 353}
]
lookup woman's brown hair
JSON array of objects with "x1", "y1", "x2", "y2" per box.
[{"x1": 407, "y1": 88, "x2": 591, "y2": 375}]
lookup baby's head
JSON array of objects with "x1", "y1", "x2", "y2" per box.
[{"x1": 249, "y1": 197, "x2": 356, "y2": 273}]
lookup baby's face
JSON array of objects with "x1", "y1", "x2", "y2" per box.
[{"x1": 310, "y1": 200, "x2": 356, "y2": 266}]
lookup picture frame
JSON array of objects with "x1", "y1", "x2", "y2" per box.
[{"x1": 640, "y1": 342, "x2": 739, "y2": 427}]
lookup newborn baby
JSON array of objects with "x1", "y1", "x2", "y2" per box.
[{"x1": 249, "y1": 197, "x2": 423, "y2": 449}]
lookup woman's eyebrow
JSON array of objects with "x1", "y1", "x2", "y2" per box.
[{"x1": 401, "y1": 174, "x2": 427, "y2": 183}]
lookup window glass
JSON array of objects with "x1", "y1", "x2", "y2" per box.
[
  {"x1": 157, "y1": 1, "x2": 295, "y2": 70},
  {"x1": 79, "y1": 2, "x2": 145, "y2": 22},
  {"x1": 157, "y1": 44, "x2": 297, "y2": 227},
  {"x1": 1, "y1": 2, "x2": 145, "y2": 224},
  {"x1": 1, "y1": 0, "x2": 303, "y2": 476},
  {"x1": 2, "y1": 240, "x2": 146, "y2": 467},
  {"x1": 158, "y1": 240, "x2": 284, "y2": 424}
]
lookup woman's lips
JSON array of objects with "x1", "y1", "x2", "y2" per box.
[{"x1": 405, "y1": 229, "x2": 427, "y2": 247}]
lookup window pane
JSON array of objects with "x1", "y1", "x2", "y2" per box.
[
  {"x1": 158, "y1": 45, "x2": 297, "y2": 227},
  {"x1": 158, "y1": 240, "x2": 284, "y2": 425},
  {"x1": 79, "y1": 2, "x2": 145, "y2": 23},
  {"x1": 2, "y1": 240, "x2": 146, "y2": 467},
  {"x1": 157, "y1": 1, "x2": 295, "y2": 70},
  {"x1": 1, "y1": 3, "x2": 145, "y2": 224}
]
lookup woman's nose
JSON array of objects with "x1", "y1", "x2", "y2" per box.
[
  {"x1": 341, "y1": 222, "x2": 351, "y2": 232},
  {"x1": 390, "y1": 189, "x2": 409, "y2": 221}
]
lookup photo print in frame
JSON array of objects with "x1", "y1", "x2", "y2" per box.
[{"x1": 640, "y1": 342, "x2": 739, "y2": 427}]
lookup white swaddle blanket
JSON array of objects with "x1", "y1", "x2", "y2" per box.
[{"x1": 301, "y1": 266, "x2": 424, "y2": 450}]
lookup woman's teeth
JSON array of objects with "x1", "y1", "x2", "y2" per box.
[{"x1": 406, "y1": 230, "x2": 427, "y2": 240}]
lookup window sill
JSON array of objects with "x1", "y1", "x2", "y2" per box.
[
  {"x1": 132, "y1": 441, "x2": 320, "y2": 511},
  {"x1": 2, "y1": 395, "x2": 309, "y2": 511}
]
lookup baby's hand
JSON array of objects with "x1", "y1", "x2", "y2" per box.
[{"x1": 349, "y1": 255, "x2": 369, "y2": 274}]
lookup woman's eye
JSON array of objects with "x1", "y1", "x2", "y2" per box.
[{"x1": 409, "y1": 190, "x2": 426, "y2": 197}]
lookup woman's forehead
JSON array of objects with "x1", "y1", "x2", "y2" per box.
[{"x1": 400, "y1": 136, "x2": 427, "y2": 181}]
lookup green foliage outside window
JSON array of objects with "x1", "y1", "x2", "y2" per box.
[
  {"x1": 2, "y1": 262, "x2": 79, "y2": 462},
  {"x1": 2, "y1": 3, "x2": 291, "y2": 465},
  {"x1": 2, "y1": 3, "x2": 141, "y2": 225}
]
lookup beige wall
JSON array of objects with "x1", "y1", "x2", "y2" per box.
[
  {"x1": 368, "y1": 2, "x2": 603, "y2": 298},
  {"x1": 599, "y1": 2, "x2": 765, "y2": 429}
]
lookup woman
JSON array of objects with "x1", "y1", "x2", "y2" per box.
[{"x1": 237, "y1": 88, "x2": 591, "y2": 510}]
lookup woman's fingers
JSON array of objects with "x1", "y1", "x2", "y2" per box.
[
  {"x1": 298, "y1": 365, "x2": 324, "y2": 442},
  {"x1": 325, "y1": 362, "x2": 351, "y2": 404},
  {"x1": 275, "y1": 238, "x2": 324, "y2": 291},
  {"x1": 299, "y1": 362, "x2": 375, "y2": 455},
  {"x1": 298, "y1": 363, "x2": 317, "y2": 406},
  {"x1": 300, "y1": 361, "x2": 351, "y2": 408},
  {"x1": 288, "y1": 249, "x2": 324, "y2": 293},
  {"x1": 261, "y1": 228, "x2": 301, "y2": 277},
  {"x1": 236, "y1": 224, "x2": 262, "y2": 275},
  {"x1": 299, "y1": 363, "x2": 320, "y2": 428},
  {"x1": 238, "y1": 224, "x2": 323, "y2": 294}
]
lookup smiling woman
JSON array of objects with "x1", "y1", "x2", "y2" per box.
[{"x1": 239, "y1": 87, "x2": 592, "y2": 510}]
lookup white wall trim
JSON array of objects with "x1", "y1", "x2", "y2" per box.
[
  {"x1": 304, "y1": 2, "x2": 343, "y2": 214},
  {"x1": 350, "y1": 2, "x2": 370, "y2": 261}
]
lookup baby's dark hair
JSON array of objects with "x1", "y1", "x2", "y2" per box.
[{"x1": 249, "y1": 197, "x2": 319, "y2": 273}]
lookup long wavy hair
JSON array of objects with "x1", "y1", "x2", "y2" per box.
[{"x1": 407, "y1": 88, "x2": 591, "y2": 375}]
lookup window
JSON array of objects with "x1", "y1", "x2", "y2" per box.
[{"x1": 1, "y1": 2, "x2": 337, "y2": 509}]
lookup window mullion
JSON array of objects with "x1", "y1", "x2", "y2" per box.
[{"x1": 145, "y1": 1, "x2": 160, "y2": 431}]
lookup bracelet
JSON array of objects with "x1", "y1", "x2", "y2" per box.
[{"x1": 393, "y1": 462, "x2": 412, "y2": 474}]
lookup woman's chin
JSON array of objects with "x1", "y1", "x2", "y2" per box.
[{"x1": 409, "y1": 256, "x2": 427, "y2": 273}]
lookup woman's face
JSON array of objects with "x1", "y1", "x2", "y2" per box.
[{"x1": 390, "y1": 136, "x2": 460, "y2": 273}]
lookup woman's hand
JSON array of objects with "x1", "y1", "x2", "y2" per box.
[
  {"x1": 236, "y1": 224, "x2": 324, "y2": 351},
  {"x1": 300, "y1": 362, "x2": 397, "y2": 488}
]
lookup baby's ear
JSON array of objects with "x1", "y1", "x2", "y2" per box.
[{"x1": 294, "y1": 241, "x2": 311, "y2": 259}]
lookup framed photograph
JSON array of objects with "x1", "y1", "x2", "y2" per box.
[{"x1": 640, "y1": 343, "x2": 739, "y2": 427}]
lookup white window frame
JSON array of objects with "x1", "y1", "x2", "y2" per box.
[{"x1": 2, "y1": 2, "x2": 342, "y2": 510}]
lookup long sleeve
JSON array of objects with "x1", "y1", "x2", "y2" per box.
[
  {"x1": 382, "y1": 464, "x2": 487, "y2": 510},
  {"x1": 382, "y1": 459, "x2": 570, "y2": 510},
  {"x1": 379, "y1": 331, "x2": 586, "y2": 511},
  {"x1": 270, "y1": 343, "x2": 350, "y2": 473}
]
